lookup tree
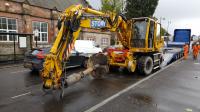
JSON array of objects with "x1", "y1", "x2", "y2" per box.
[
  {"x1": 101, "y1": 0, "x2": 124, "y2": 45},
  {"x1": 125, "y1": 0, "x2": 159, "y2": 18},
  {"x1": 161, "y1": 27, "x2": 170, "y2": 36},
  {"x1": 101, "y1": 0, "x2": 124, "y2": 14}
]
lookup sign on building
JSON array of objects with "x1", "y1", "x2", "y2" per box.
[
  {"x1": 91, "y1": 20, "x2": 106, "y2": 28},
  {"x1": 19, "y1": 37, "x2": 27, "y2": 48}
]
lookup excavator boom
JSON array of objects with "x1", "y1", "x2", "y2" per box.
[
  {"x1": 41, "y1": 5, "x2": 128, "y2": 91},
  {"x1": 40, "y1": 5, "x2": 163, "y2": 98}
]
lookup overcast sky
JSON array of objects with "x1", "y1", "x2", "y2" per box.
[
  {"x1": 87, "y1": 0, "x2": 200, "y2": 35},
  {"x1": 154, "y1": 0, "x2": 200, "y2": 35}
]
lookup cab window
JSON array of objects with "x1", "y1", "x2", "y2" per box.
[{"x1": 156, "y1": 24, "x2": 161, "y2": 40}]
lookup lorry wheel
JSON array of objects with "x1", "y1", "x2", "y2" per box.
[
  {"x1": 138, "y1": 56, "x2": 153, "y2": 75},
  {"x1": 158, "y1": 55, "x2": 164, "y2": 69}
]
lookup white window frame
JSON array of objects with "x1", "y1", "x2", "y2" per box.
[
  {"x1": 101, "y1": 38, "x2": 109, "y2": 46},
  {"x1": 32, "y1": 21, "x2": 48, "y2": 42},
  {"x1": 0, "y1": 17, "x2": 18, "y2": 42}
]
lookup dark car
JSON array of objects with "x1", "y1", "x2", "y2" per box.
[{"x1": 23, "y1": 48, "x2": 88, "y2": 71}]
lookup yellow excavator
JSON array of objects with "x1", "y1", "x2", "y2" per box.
[{"x1": 41, "y1": 5, "x2": 164, "y2": 98}]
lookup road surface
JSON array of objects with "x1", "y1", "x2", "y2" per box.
[
  {"x1": 1, "y1": 56, "x2": 199, "y2": 112},
  {"x1": 0, "y1": 65, "x2": 146, "y2": 112},
  {"x1": 90, "y1": 56, "x2": 200, "y2": 112}
]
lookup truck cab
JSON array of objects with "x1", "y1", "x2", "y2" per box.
[{"x1": 130, "y1": 17, "x2": 163, "y2": 53}]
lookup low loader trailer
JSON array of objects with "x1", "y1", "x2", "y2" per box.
[{"x1": 162, "y1": 29, "x2": 191, "y2": 66}]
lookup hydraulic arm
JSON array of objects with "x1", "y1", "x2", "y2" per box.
[
  {"x1": 41, "y1": 5, "x2": 129, "y2": 96},
  {"x1": 41, "y1": 5, "x2": 163, "y2": 98}
]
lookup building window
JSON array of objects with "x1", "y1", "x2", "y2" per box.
[
  {"x1": 87, "y1": 37, "x2": 96, "y2": 42},
  {"x1": 32, "y1": 21, "x2": 48, "y2": 42},
  {"x1": 101, "y1": 38, "x2": 109, "y2": 45},
  {"x1": 0, "y1": 17, "x2": 17, "y2": 42}
]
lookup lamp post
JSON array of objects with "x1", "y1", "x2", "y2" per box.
[
  {"x1": 167, "y1": 20, "x2": 171, "y2": 35},
  {"x1": 160, "y1": 17, "x2": 165, "y2": 25},
  {"x1": 159, "y1": 17, "x2": 166, "y2": 38}
]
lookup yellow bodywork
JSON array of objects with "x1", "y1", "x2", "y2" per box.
[
  {"x1": 41, "y1": 5, "x2": 164, "y2": 89},
  {"x1": 42, "y1": 5, "x2": 83, "y2": 89},
  {"x1": 41, "y1": 5, "x2": 130, "y2": 89}
]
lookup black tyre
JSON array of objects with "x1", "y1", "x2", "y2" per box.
[
  {"x1": 159, "y1": 56, "x2": 164, "y2": 69},
  {"x1": 109, "y1": 66, "x2": 119, "y2": 72},
  {"x1": 82, "y1": 58, "x2": 88, "y2": 68},
  {"x1": 138, "y1": 56, "x2": 153, "y2": 75}
]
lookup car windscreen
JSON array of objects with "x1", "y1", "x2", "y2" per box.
[
  {"x1": 31, "y1": 48, "x2": 50, "y2": 56},
  {"x1": 42, "y1": 48, "x2": 51, "y2": 54},
  {"x1": 31, "y1": 50, "x2": 39, "y2": 56}
]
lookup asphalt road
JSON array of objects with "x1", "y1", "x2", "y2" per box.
[
  {"x1": 91, "y1": 57, "x2": 200, "y2": 112},
  {"x1": 0, "y1": 65, "x2": 147, "y2": 112},
  {"x1": 1, "y1": 56, "x2": 199, "y2": 112}
]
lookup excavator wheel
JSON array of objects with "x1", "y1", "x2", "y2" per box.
[
  {"x1": 138, "y1": 56, "x2": 153, "y2": 75},
  {"x1": 87, "y1": 53, "x2": 109, "y2": 79}
]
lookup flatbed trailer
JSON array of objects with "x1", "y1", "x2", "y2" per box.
[
  {"x1": 162, "y1": 47, "x2": 184, "y2": 66},
  {"x1": 160, "y1": 29, "x2": 191, "y2": 67},
  {"x1": 86, "y1": 55, "x2": 200, "y2": 112}
]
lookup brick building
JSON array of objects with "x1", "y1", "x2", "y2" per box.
[
  {"x1": 0, "y1": 0, "x2": 111, "y2": 61},
  {"x1": 0, "y1": 0, "x2": 90, "y2": 61}
]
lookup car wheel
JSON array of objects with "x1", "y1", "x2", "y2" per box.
[{"x1": 82, "y1": 58, "x2": 88, "y2": 68}]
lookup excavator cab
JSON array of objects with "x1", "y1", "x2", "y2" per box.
[{"x1": 130, "y1": 17, "x2": 162, "y2": 52}]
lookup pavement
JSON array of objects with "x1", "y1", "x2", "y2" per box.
[
  {"x1": 0, "y1": 56, "x2": 199, "y2": 112},
  {"x1": 0, "y1": 60, "x2": 23, "y2": 67}
]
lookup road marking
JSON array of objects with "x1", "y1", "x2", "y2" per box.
[
  {"x1": 67, "y1": 65, "x2": 81, "y2": 68},
  {"x1": 84, "y1": 58, "x2": 183, "y2": 112},
  {"x1": 11, "y1": 92, "x2": 31, "y2": 99},
  {"x1": 10, "y1": 69, "x2": 29, "y2": 74},
  {"x1": 194, "y1": 63, "x2": 200, "y2": 65}
]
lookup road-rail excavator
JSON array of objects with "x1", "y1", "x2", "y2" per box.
[{"x1": 41, "y1": 5, "x2": 164, "y2": 98}]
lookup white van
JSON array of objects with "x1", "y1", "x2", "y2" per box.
[{"x1": 74, "y1": 40, "x2": 102, "y2": 57}]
